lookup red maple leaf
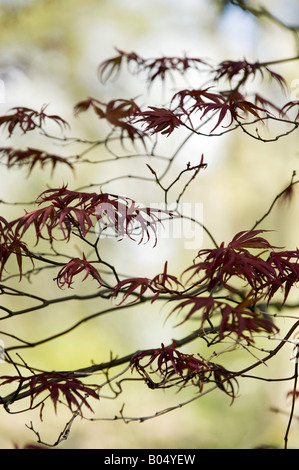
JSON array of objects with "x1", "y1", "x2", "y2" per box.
[
  {"x1": 172, "y1": 87, "x2": 224, "y2": 114},
  {"x1": 200, "y1": 91, "x2": 267, "y2": 132},
  {"x1": 228, "y1": 230, "x2": 277, "y2": 250},
  {"x1": 169, "y1": 295, "x2": 216, "y2": 325},
  {"x1": 54, "y1": 254, "x2": 102, "y2": 289},
  {"x1": 98, "y1": 48, "x2": 145, "y2": 83},
  {"x1": 135, "y1": 106, "x2": 184, "y2": 136},
  {"x1": 0, "y1": 216, "x2": 34, "y2": 280},
  {"x1": 0, "y1": 236, "x2": 33, "y2": 280},
  {"x1": 112, "y1": 277, "x2": 151, "y2": 304}
]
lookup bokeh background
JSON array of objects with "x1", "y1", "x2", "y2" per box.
[{"x1": 0, "y1": 0, "x2": 298, "y2": 449}]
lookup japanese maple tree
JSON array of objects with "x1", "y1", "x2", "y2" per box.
[{"x1": 0, "y1": 2, "x2": 298, "y2": 450}]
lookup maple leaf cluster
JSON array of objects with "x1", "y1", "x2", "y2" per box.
[
  {"x1": 95, "y1": 193, "x2": 173, "y2": 246},
  {"x1": 74, "y1": 97, "x2": 147, "y2": 146},
  {"x1": 0, "y1": 45, "x2": 298, "y2": 434},
  {"x1": 131, "y1": 342, "x2": 238, "y2": 399},
  {"x1": 54, "y1": 254, "x2": 102, "y2": 289},
  {"x1": 10, "y1": 186, "x2": 171, "y2": 245},
  {"x1": 98, "y1": 48, "x2": 208, "y2": 85},
  {"x1": 165, "y1": 230, "x2": 297, "y2": 342},
  {"x1": 95, "y1": 50, "x2": 299, "y2": 137},
  {"x1": 131, "y1": 342, "x2": 209, "y2": 384},
  {"x1": 0, "y1": 186, "x2": 173, "y2": 283},
  {"x1": 0, "y1": 373, "x2": 98, "y2": 416},
  {"x1": 0, "y1": 104, "x2": 68, "y2": 137},
  {"x1": 213, "y1": 59, "x2": 287, "y2": 89},
  {"x1": 113, "y1": 261, "x2": 183, "y2": 304},
  {"x1": 184, "y1": 230, "x2": 299, "y2": 304},
  {"x1": 0, "y1": 215, "x2": 33, "y2": 280},
  {"x1": 113, "y1": 231, "x2": 298, "y2": 343},
  {"x1": 0, "y1": 147, "x2": 74, "y2": 176}
]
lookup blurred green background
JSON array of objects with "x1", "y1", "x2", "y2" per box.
[{"x1": 0, "y1": 0, "x2": 298, "y2": 449}]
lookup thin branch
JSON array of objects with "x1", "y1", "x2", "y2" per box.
[
  {"x1": 284, "y1": 343, "x2": 299, "y2": 449},
  {"x1": 251, "y1": 171, "x2": 299, "y2": 230}
]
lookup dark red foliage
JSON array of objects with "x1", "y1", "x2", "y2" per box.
[
  {"x1": 0, "y1": 45, "x2": 298, "y2": 435},
  {"x1": 98, "y1": 48, "x2": 145, "y2": 83},
  {"x1": 113, "y1": 277, "x2": 151, "y2": 304},
  {"x1": 74, "y1": 97, "x2": 146, "y2": 146},
  {"x1": 214, "y1": 59, "x2": 287, "y2": 90},
  {"x1": 36, "y1": 185, "x2": 105, "y2": 208},
  {"x1": 98, "y1": 48, "x2": 209, "y2": 85},
  {"x1": 172, "y1": 87, "x2": 224, "y2": 115},
  {"x1": 135, "y1": 107, "x2": 184, "y2": 136},
  {"x1": 13, "y1": 202, "x2": 93, "y2": 243},
  {"x1": 9, "y1": 186, "x2": 106, "y2": 243},
  {"x1": 74, "y1": 96, "x2": 104, "y2": 116},
  {"x1": 0, "y1": 373, "x2": 98, "y2": 416},
  {"x1": 150, "y1": 261, "x2": 184, "y2": 296},
  {"x1": 228, "y1": 230, "x2": 277, "y2": 250},
  {"x1": 131, "y1": 342, "x2": 238, "y2": 399},
  {"x1": 172, "y1": 88, "x2": 268, "y2": 132},
  {"x1": 138, "y1": 55, "x2": 208, "y2": 84},
  {"x1": 0, "y1": 147, "x2": 74, "y2": 175},
  {"x1": 217, "y1": 298, "x2": 279, "y2": 341},
  {"x1": 0, "y1": 237, "x2": 33, "y2": 280},
  {"x1": 212, "y1": 364, "x2": 239, "y2": 401},
  {"x1": 200, "y1": 90, "x2": 267, "y2": 132},
  {"x1": 0, "y1": 215, "x2": 13, "y2": 239},
  {"x1": 266, "y1": 250, "x2": 299, "y2": 303},
  {"x1": 99, "y1": 52, "x2": 287, "y2": 92},
  {"x1": 96, "y1": 52, "x2": 294, "y2": 137},
  {"x1": 10, "y1": 186, "x2": 171, "y2": 246},
  {"x1": 168, "y1": 294, "x2": 278, "y2": 341},
  {"x1": 0, "y1": 216, "x2": 33, "y2": 280},
  {"x1": 74, "y1": 97, "x2": 141, "y2": 122},
  {"x1": 95, "y1": 194, "x2": 173, "y2": 246},
  {"x1": 0, "y1": 105, "x2": 68, "y2": 136},
  {"x1": 96, "y1": 52, "x2": 293, "y2": 139},
  {"x1": 54, "y1": 254, "x2": 102, "y2": 289},
  {"x1": 169, "y1": 295, "x2": 215, "y2": 325},
  {"x1": 184, "y1": 230, "x2": 299, "y2": 303},
  {"x1": 287, "y1": 389, "x2": 299, "y2": 400},
  {"x1": 131, "y1": 342, "x2": 209, "y2": 382},
  {"x1": 113, "y1": 261, "x2": 182, "y2": 304}
]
